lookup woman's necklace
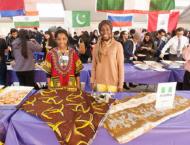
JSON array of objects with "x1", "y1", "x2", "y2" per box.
[{"x1": 57, "y1": 47, "x2": 69, "y2": 67}]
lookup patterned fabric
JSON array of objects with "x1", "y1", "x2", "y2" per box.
[
  {"x1": 104, "y1": 93, "x2": 190, "y2": 144},
  {"x1": 21, "y1": 88, "x2": 114, "y2": 145},
  {"x1": 42, "y1": 48, "x2": 83, "y2": 87}
]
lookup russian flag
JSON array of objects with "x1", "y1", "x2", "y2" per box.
[
  {"x1": 108, "y1": 14, "x2": 133, "y2": 27},
  {"x1": 0, "y1": 0, "x2": 24, "y2": 17}
]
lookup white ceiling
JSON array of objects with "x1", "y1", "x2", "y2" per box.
[{"x1": 0, "y1": 0, "x2": 190, "y2": 23}]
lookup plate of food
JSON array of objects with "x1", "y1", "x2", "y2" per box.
[
  {"x1": 0, "y1": 86, "x2": 4, "y2": 90},
  {"x1": 161, "y1": 60, "x2": 184, "y2": 69},
  {"x1": 144, "y1": 61, "x2": 166, "y2": 71},
  {"x1": 134, "y1": 64, "x2": 150, "y2": 70},
  {"x1": 0, "y1": 86, "x2": 33, "y2": 109}
]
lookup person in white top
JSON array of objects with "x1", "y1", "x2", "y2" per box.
[{"x1": 160, "y1": 27, "x2": 189, "y2": 61}]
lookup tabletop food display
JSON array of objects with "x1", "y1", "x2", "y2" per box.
[{"x1": 0, "y1": 86, "x2": 33, "y2": 109}]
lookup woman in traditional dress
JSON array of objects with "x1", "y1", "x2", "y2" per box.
[{"x1": 42, "y1": 29, "x2": 83, "y2": 89}]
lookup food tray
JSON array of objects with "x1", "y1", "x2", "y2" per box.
[{"x1": 0, "y1": 86, "x2": 34, "y2": 109}]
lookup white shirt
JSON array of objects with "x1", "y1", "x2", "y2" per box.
[{"x1": 161, "y1": 36, "x2": 189, "y2": 55}]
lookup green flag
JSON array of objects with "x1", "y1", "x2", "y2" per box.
[
  {"x1": 72, "y1": 11, "x2": 90, "y2": 28},
  {"x1": 97, "y1": 0, "x2": 124, "y2": 11},
  {"x1": 96, "y1": 0, "x2": 175, "y2": 11},
  {"x1": 150, "y1": 0, "x2": 175, "y2": 11}
]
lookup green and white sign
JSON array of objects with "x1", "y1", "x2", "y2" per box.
[
  {"x1": 72, "y1": 11, "x2": 90, "y2": 27},
  {"x1": 155, "y1": 82, "x2": 177, "y2": 110},
  {"x1": 64, "y1": 11, "x2": 90, "y2": 28}
]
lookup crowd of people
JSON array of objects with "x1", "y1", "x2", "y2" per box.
[{"x1": 0, "y1": 20, "x2": 190, "y2": 91}]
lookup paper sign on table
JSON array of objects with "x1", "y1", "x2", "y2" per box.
[{"x1": 155, "y1": 82, "x2": 177, "y2": 110}]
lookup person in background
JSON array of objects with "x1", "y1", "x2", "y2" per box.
[
  {"x1": 136, "y1": 32, "x2": 156, "y2": 61},
  {"x1": 119, "y1": 31, "x2": 129, "y2": 47},
  {"x1": 73, "y1": 32, "x2": 79, "y2": 45},
  {"x1": 140, "y1": 28, "x2": 147, "y2": 41},
  {"x1": 124, "y1": 32, "x2": 141, "y2": 63},
  {"x1": 91, "y1": 20, "x2": 124, "y2": 93},
  {"x1": 90, "y1": 30, "x2": 99, "y2": 45},
  {"x1": 119, "y1": 31, "x2": 129, "y2": 90},
  {"x1": 154, "y1": 29, "x2": 166, "y2": 58},
  {"x1": 33, "y1": 27, "x2": 43, "y2": 44},
  {"x1": 0, "y1": 37, "x2": 8, "y2": 85},
  {"x1": 129, "y1": 29, "x2": 136, "y2": 39},
  {"x1": 113, "y1": 31, "x2": 120, "y2": 41},
  {"x1": 12, "y1": 29, "x2": 42, "y2": 86},
  {"x1": 6, "y1": 28, "x2": 18, "y2": 60},
  {"x1": 160, "y1": 27, "x2": 189, "y2": 61},
  {"x1": 182, "y1": 45, "x2": 190, "y2": 90},
  {"x1": 42, "y1": 31, "x2": 57, "y2": 58},
  {"x1": 78, "y1": 31, "x2": 91, "y2": 63},
  {"x1": 42, "y1": 29, "x2": 83, "y2": 89}
]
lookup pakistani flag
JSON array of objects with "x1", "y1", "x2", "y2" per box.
[
  {"x1": 65, "y1": 11, "x2": 90, "y2": 28},
  {"x1": 96, "y1": 0, "x2": 175, "y2": 12}
]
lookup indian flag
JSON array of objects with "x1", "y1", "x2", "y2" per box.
[
  {"x1": 96, "y1": 0, "x2": 175, "y2": 13},
  {"x1": 147, "y1": 11, "x2": 179, "y2": 32},
  {"x1": 13, "y1": 16, "x2": 39, "y2": 28}
]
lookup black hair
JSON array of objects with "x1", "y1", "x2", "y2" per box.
[
  {"x1": 98, "y1": 20, "x2": 113, "y2": 32},
  {"x1": 119, "y1": 31, "x2": 127, "y2": 40},
  {"x1": 18, "y1": 29, "x2": 29, "y2": 59},
  {"x1": 10, "y1": 28, "x2": 18, "y2": 34},
  {"x1": 176, "y1": 27, "x2": 184, "y2": 32},
  {"x1": 55, "y1": 28, "x2": 69, "y2": 46},
  {"x1": 142, "y1": 29, "x2": 147, "y2": 33},
  {"x1": 158, "y1": 29, "x2": 166, "y2": 34},
  {"x1": 143, "y1": 32, "x2": 154, "y2": 43},
  {"x1": 130, "y1": 29, "x2": 136, "y2": 35},
  {"x1": 55, "y1": 28, "x2": 69, "y2": 39}
]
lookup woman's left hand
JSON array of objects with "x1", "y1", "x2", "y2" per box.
[{"x1": 118, "y1": 88, "x2": 123, "y2": 92}]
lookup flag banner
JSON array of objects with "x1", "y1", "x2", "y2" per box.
[
  {"x1": 24, "y1": 0, "x2": 38, "y2": 16},
  {"x1": 0, "y1": 0, "x2": 24, "y2": 17},
  {"x1": 65, "y1": 11, "x2": 91, "y2": 28},
  {"x1": 148, "y1": 11, "x2": 179, "y2": 32},
  {"x1": 96, "y1": 0, "x2": 175, "y2": 13},
  {"x1": 72, "y1": 11, "x2": 90, "y2": 27},
  {"x1": 107, "y1": 13, "x2": 133, "y2": 27},
  {"x1": 13, "y1": 16, "x2": 40, "y2": 28}
]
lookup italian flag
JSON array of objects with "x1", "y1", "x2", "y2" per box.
[
  {"x1": 96, "y1": 0, "x2": 175, "y2": 13},
  {"x1": 13, "y1": 16, "x2": 39, "y2": 28},
  {"x1": 147, "y1": 11, "x2": 179, "y2": 32}
]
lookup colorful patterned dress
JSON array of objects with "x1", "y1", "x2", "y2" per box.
[{"x1": 42, "y1": 48, "x2": 83, "y2": 87}]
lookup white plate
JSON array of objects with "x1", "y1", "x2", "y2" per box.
[
  {"x1": 134, "y1": 64, "x2": 150, "y2": 70},
  {"x1": 0, "y1": 86, "x2": 4, "y2": 90}
]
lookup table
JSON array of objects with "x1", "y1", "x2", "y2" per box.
[
  {"x1": 168, "y1": 68, "x2": 185, "y2": 83},
  {"x1": 6, "y1": 63, "x2": 186, "y2": 90},
  {"x1": 0, "y1": 90, "x2": 36, "y2": 142},
  {"x1": 6, "y1": 65, "x2": 91, "y2": 91},
  {"x1": 0, "y1": 110, "x2": 16, "y2": 142},
  {"x1": 5, "y1": 91, "x2": 190, "y2": 145}
]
